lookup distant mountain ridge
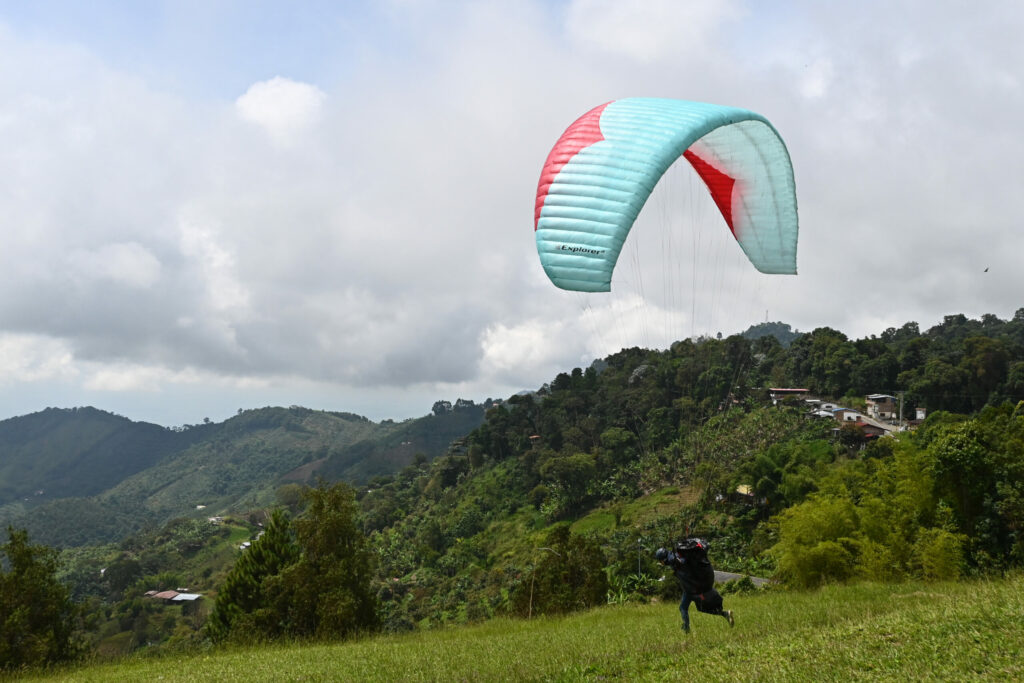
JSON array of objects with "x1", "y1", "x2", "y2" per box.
[
  {"x1": 0, "y1": 407, "x2": 196, "y2": 507},
  {"x1": 0, "y1": 403, "x2": 485, "y2": 547}
]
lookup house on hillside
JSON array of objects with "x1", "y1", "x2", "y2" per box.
[
  {"x1": 832, "y1": 407, "x2": 863, "y2": 422},
  {"x1": 805, "y1": 397, "x2": 842, "y2": 418},
  {"x1": 768, "y1": 387, "x2": 810, "y2": 404},
  {"x1": 145, "y1": 589, "x2": 203, "y2": 605},
  {"x1": 866, "y1": 394, "x2": 898, "y2": 421},
  {"x1": 831, "y1": 413, "x2": 898, "y2": 442},
  {"x1": 900, "y1": 407, "x2": 927, "y2": 430},
  {"x1": 859, "y1": 416, "x2": 897, "y2": 437},
  {"x1": 150, "y1": 590, "x2": 180, "y2": 603},
  {"x1": 772, "y1": 379, "x2": 918, "y2": 435}
]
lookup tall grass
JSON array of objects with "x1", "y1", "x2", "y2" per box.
[{"x1": 24, "y1": 575, "x2": 1024, "y2": 682}]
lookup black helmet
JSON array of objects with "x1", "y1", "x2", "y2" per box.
[{"x1": 655, "y1": 547, "x2": 669, "y2": 563}]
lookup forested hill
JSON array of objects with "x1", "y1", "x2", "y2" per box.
[
  {"x1": 5, "y1": 310, "x2": 1024, "y2": 549},
  {"x1": 0, "y1": 403, "x2": 486, "y2": 547},
  {"x1": 0, "y1": 407, "x2": 197, "y2": 507},
  {"x1": 355, "y1": 311, "x2": 1024, "y2": 630}
]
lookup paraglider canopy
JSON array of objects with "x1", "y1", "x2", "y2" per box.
[{"x1": 534, "y1": 98, "x2": 799, "y2": 292}]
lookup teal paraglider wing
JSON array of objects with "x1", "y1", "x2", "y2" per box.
[{"x1": 534, "y1": 98, "x2": 798, "y2": 292}]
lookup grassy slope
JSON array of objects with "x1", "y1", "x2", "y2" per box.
[
  {"x1": 570, "y1": 486, "x2": 700, "y2": 535},
  {"x1": 32, "y1": 575, "x2": 1024, "y2": 682}
]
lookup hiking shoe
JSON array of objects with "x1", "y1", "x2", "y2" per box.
[{"x1": 726, "y1": 610, "x2": 734, "y2": 627}]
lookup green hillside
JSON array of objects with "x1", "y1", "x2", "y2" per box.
[
  {"x1": 346, "y1": 313, "x2": 1024, "y2": 632},
  {"x1": 316, "y1": 400, "x2": 487, "y2": 482},
  {"x1": 97, "y1": 407, "x2": 391, "y2": 519},
  {"x1": 0, "y1": 404, "x2": 485, "y2": 547},
  {"x1": 0, "y1": 407, "x2": 195, "y2": 507},
  {"x1": 27, "y1": 575, "x2": 1024, "y2": 681}
]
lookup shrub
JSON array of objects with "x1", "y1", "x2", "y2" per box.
[{"x1": 913, "y1": 528, "x2": 965, "y2": 581}]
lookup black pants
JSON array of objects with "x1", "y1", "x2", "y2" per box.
[{"x1": 679, "y1": 589, "x2": 727, "y2": 630}]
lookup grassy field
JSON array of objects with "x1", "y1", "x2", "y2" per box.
[{"x1": 24, "y1": 575, "x2": 1024, "y2": 682}]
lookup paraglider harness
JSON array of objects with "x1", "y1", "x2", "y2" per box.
[{"x1": 665, "y1": 538, "x2": 723, "y2": 614}]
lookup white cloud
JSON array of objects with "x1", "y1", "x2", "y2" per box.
[
  {"x1": 799, "y1": 59, "x2": 834, "y2": 99},
  {"x1": 565, "y1": 0, "x2": 742, "y2": 62},
  {"x1": 66, "y1": 242, "x2": 161, "y2": 288},
  {"x1": 177, "y1": 213, "x2": 250, "y2": 314},
  {"x1": 0, "y1": 334, "x2": 77, "y2": 383},
  {"x1": 235, "y1": 76, "x2": 326, "y2": 144},
  {"x1": 82, "y1": 363, "x2": 166, "y2": 392},
  {"x1": 480, "y1": 319, "x2": 571, "y2": 382}
]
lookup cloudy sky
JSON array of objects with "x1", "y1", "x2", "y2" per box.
[{"x1": 1, "y1": 0, "x2": 1021, "y2": 426}]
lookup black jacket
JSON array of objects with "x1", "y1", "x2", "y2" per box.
[{"x1": 664, "y1": 540, "x2": 715, "y2": 594}]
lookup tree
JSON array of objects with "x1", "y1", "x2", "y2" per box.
[
  {"x1": 905, "y1": 358, "x2": 971, "y2": 414},
  {"x1": 539, "y1": 453, "x2": 597, "y2": 515},
  {"x1": 787, "y1": 327, "x2": 855, "y2": 396},
  {"x1": 599, "y1": 427, "x2": 636, "y2": 467},
  {"x1": 0, "y1": 527, "x2": 84, "y2": 670},
  {"x1": 998, "y1": 362, "x2": 1024, "y2": 404},
  {"x1": 103, "y1": 557, "x2": 142, "y2": 597},
  {"x1": 741, "y1": 440, "x2": 833, "y2": 514},
  {"x1": 275, "y1": 484, "x2": 305, "y2": 513},
  {"x1": 959, "y1": 337, "x2": 1009, "y2": 409},
  {"x1": 265, "y1": 482, "x2": 379, "y2": 639},
  {"x1": 926, "y1": 406, "x2": 1024, "y2": 567},
  {"x1": 512, "y1": 525, "x2": 607, "y2": 617},
  {"x1": 837, "y1": 422, "x2": 867, "y2": 452},
  {"x1": 205, "y1": 509, "x2": 299, "y2": 643},
  {"x1": 770, "y1": 437, "x2": 966, "y2": 586}
]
